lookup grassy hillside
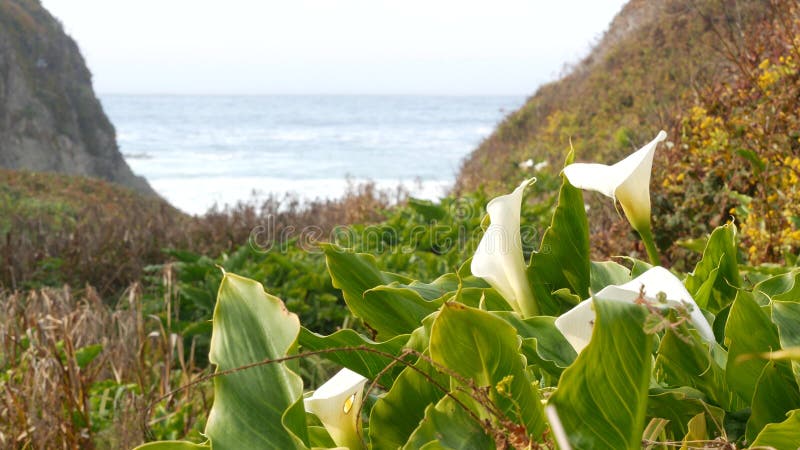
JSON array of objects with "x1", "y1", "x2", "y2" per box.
[
  {"x1": 456, "y1": 0, "x2": 799, "y2": 266},
  {"x1": 0, "y1": 169, "x2": 399, "y2": 296}
]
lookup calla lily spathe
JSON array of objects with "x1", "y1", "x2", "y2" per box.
[
  {"x1": 554, "y1": 266, "x2": 715, "y2": 353},
  {"x1": 304, "y1": 368, "x2": 367, "y2": 449},
  {"x1": 471, "y1": 178, "x2": 538, "y2": 317},
  {"x1": 563, "y1": 131, "x2": 667, "y2": 236}
]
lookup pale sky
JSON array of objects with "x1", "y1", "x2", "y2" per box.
[{"x1": 40, "y1": 0, "x2": 628, "y2": 95}]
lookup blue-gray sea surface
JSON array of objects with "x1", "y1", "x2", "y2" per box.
[{"x1": 101, "y1": 95, "x2": 523, "y2": 215}]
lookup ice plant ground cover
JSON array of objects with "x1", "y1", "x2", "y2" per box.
[{"x1": 138, "y1": 148, "x2": 800, "y2": 450}]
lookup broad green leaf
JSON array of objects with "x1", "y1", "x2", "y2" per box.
[
  {"x1": 526, "y1": 156, "x2": 591, "y2": 316},
  {"x1": 135, "y1": 442, "x2": 210, "y2": 450},
  {"x1": 323, "y1": 243, "x2": 411, "y2": 331},
  {"x1": 430, "y1": 302, "x2": 546, "y2": 439},
  {"x1": 403, "y1": 394, "x2": 493, "y2": 450},
  {"x1": 548, "y1": 300, "x2": 652, "y2": 450},
  {"x1": 745, "y1": 361, "x2": 800, "y2": 442},
  {"x1": 655, "y1": 327, "x2": 737, "y2": 410},
  {"x1": 684, "y1": 223, "x2": 741, "y2": 313},
  {"x1": 404, "y1": 312, "x2": 438, "y2": 352},
  {"x1": 493, "y1": 312, "x2": 577, "y2": 377},
  {"x1": 324, "y1": 243, "x2": 450, "y2": 340},
  {"x1": 369, "y1": 354, "x2": 447, "y2": 449},
  {"x1": 458, "y1": 287, "x2": 513, "y2": 311},
  {"x1": 691, "y1": 263, "x2": 720, "y2": 313},
  {"x1": 754, "y1": 269, "x2": 800, "y2": 305},
  {"x1": 642, "y1": 418, "x2": 669, "y2": 450},
  {"x1": 362, "y1": 286, "x2": 443, "y2": 339},
  {"x1": 681, "y1": 413, "x2": 707, "y2": 449},
  {"x1": 205, "y1": 273, "x2": 307, "y2": 450},
  {"x1": 395, "y1": 272, "x2": 487, "y2": 301},
  {"x1": 647, "y1": 387, "x2": 725, "y2": 439},
  {"x1": 725, "y1": 290, "x2": 783, "y2": 403},
  {"x1": 307, "y1": 426, "x2": 337, "y2": 448},
  {"x1": 551, "y1": 287, "x2": 582, "y2": 307},
  {"x1": 750, "y1": 409, "x2": 800, "y2": 450},
  {"x1": 711, "y1": 304, "x2": 730, "y2": 343},
  {"x1": 370, "y1": 314, "x2": 444, "y2": 449},
  {"x1": 589, "y1": 260, "x2": 632, "y2": 293},
  {"x1": 298, "y1": 328, "x2": 409, "y2": 385},
  {"x1": 772, "y1": 300, "x2": 800, "y2": 349}
]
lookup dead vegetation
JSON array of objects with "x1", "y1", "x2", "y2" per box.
[{"x1": 0, "y1": 277, "x2": 209, "y2": 449}]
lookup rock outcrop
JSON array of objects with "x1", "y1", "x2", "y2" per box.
[{"x1": 0, "y1": 0, "x2": 154, "y2": 195}]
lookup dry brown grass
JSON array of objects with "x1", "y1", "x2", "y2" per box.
[
  {"x1": 0, "y1": 172, "x2": 406, "y2": 448},
  {"x1": 0, "y1": 272, "x2": 209, "y2": 449}
]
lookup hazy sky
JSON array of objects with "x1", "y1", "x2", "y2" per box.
[{"x1": 41, "y1": 0, "x2": 628, "y2": 95}]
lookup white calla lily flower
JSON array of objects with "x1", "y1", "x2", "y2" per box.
[
  {"x1": 304, "y1": 368, "x2": 367, "y2": 449},
  {"x1": 563, "y1": 131, "x2": 667, "y2": 264},
  {"x1": 471, "y1": 178, "x2": 538, "y2": 316},
  {"x1": 555, "y1": 266, "x2": 715, "y2": 353},
  {"x1": 563, "y1": 130, "x2": 666, "y2": 233}
]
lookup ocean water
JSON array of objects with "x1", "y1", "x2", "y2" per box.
[{"x1": 100, "y1": 95, "x2": 523, "y2": 215}]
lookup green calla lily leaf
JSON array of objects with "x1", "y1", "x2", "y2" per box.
[
  {"x1": 750, "y1": 409, "x2": 800, "y2": 450},
  {"x1": 369, "y1": 353, "x2": 448, "y2": 449},
  {"x1": 298, "y1": 327, "x2": 409, "y2": 385},
  {"x1": 682, "y1": 412, "x2": 709, "y2": 446},
  {"x1": 745, "y1": 361, "x2": 800, "y2": 442},
  {"x1": 204, "y1": 273, "x2": 308, "y2": 450},
  {"x1": 526, "y1": 151, "x2": 591, "y2": 316},
  {"x1": 549, "y1": 299, "x2": 652, "y2": 450},
  {"x1": 493, "y1": 311, "x2": 577, "y2": 377},
  {"x1": 361, "y1": 286, "x2": 443, "y2": 339},
  {"x1": 725, "y1": 290, "x2": 783, "y2": 404},
  {"x1": 771, "y1": 300, "x2": 800, "y2": 349},
  {"x1": 656, "y1": 326, "x2": 737, "y2": 411},
  {"x1": 754, "y1": 269, "x2": 800, "y2": 305},
  {"x1": 646, "y1": 387, "x2": 725, "y2": 439},
  {"x1": 324, "y1": 243, "x2": 445, "y2": 340},
  {"x1": 589, "y1": 260, "x2": 632, "y2": 293},
  {"x1": 403, "y1": 393, "x2": 493, "y2": 449},
  {"x1": 684, "y1": 223, "x2": 741, "y2": 313},
  {"x1": 430, "y1": 302, "x2": 546, "y2": 441}
]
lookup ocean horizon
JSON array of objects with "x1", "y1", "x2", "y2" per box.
[{"x1": 100, "y1": 94, "x2": 524, "y2": 215}]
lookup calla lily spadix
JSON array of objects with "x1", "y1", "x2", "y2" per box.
[
  {"x1": 563, "y1": 131, "x2": 667, "y2": 265},
  {"x1": 554, "y1": 266, "x2": 715, "y2": 353},
  {"x1": 471, "y1": 177, "x2": 538, "y2": 317},
  {"x1": 304, "y1": 368, "x2": 368, "y2": 449}
]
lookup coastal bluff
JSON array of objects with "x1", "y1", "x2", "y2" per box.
[{"x1": 0, "y1": 0, "x2": 153, "y2": 195}]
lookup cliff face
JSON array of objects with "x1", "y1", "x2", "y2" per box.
[{"x1": 0, "y1": 0, "x2": 154, "y2": 195}]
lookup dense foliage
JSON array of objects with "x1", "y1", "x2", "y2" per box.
[
  {"x1": 3, "y1": 2, "x2": 800, "y2": 448},
  {"x1": 138, "y1": 151, "x2": 800, "y2": 449}
]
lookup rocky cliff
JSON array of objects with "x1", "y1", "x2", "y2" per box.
[{"x1": 0, "y1": 0, "x2": 154, "y2": 195}]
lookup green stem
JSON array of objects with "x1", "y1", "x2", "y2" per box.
[{"x1": 638, "y1": 226, "x2": 661, "y2": 266}]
